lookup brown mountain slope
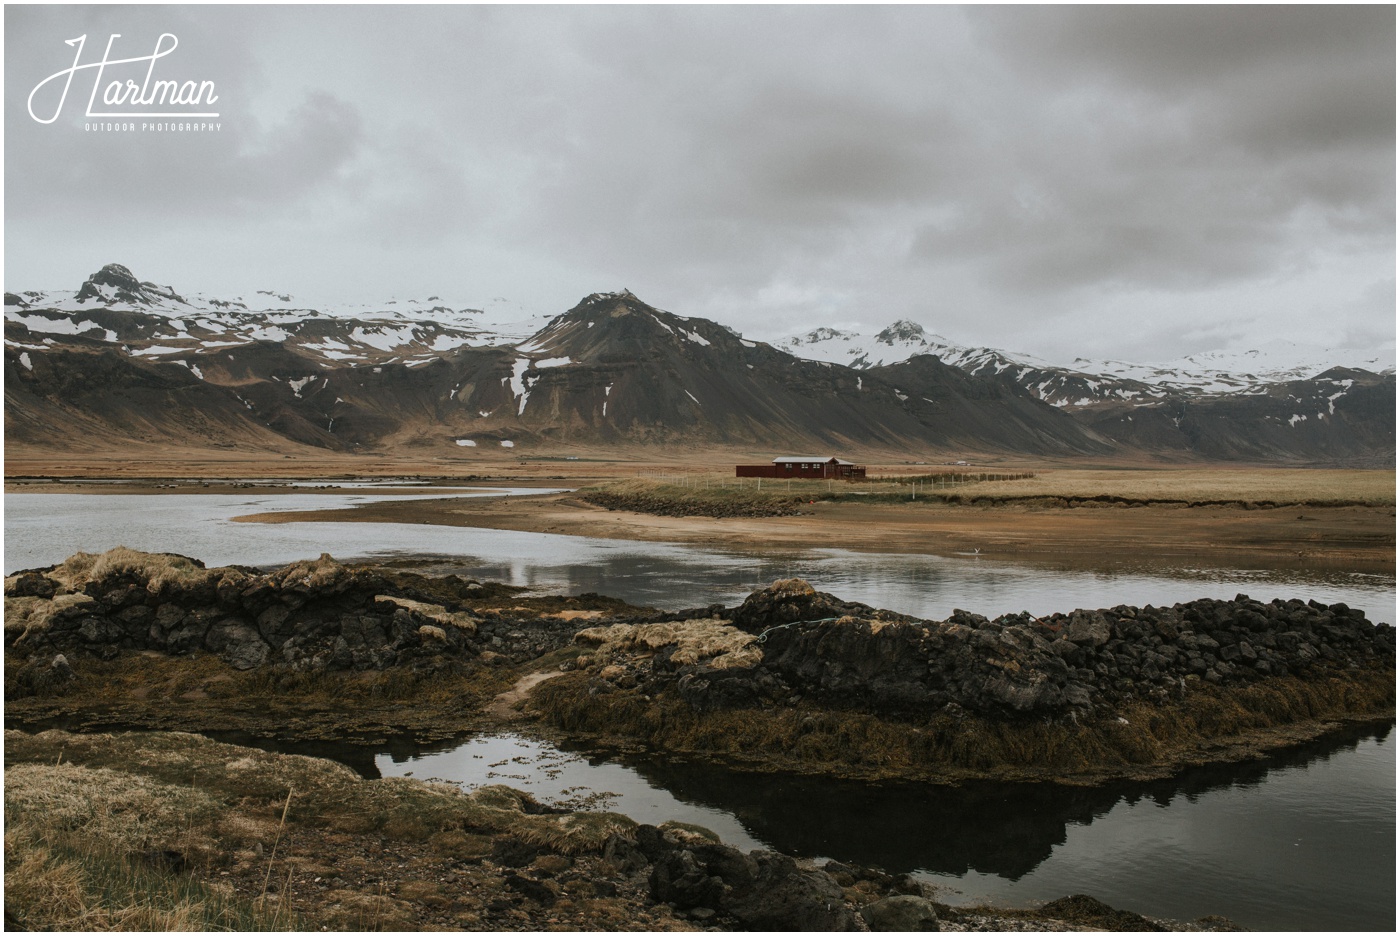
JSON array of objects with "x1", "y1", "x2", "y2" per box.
[{"x1": 5, "y1": 280, "x2": 1392, "y2": 465}]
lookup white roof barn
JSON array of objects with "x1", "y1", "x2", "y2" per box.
[
  {"x1": 736, "y1": 455, "x2": 865, "y2": 479},
  {"x1": 771, "y1": 456, "x2": 855, "y2": 466}
]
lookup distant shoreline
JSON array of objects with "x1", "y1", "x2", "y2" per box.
[
  {"x1": 8, "y1": 465, "x2": 1393, "y2": 568},
  {"x1": 233, "y1": 489, "x2": 1396, "y2": 569}
]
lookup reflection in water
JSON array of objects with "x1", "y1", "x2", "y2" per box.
[
  {"x1": 15, "y1": 715, "x2": 1392, "y2": 930},
  {"x1": 391, "y1": 549, "x2": 1395, "y2": 624},
  {"x1": 610, "y1": 721, "x2": 1394, "y2": 881},
  {"x1": 5, "y1": 493, "x2": 1394, "y2": 620},
  {"x1": 198, "y1": 720, "x2": 1394, "y2": 932}
]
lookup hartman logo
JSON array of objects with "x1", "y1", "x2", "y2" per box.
[{"x1": 28, "y1": 33, "x2": 221, "y2": 128}]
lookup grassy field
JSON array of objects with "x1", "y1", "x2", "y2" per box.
[
  {"x1": 927, "y1": 468, "x2": 1396, "y2": 505},
  {"x1": 582, "y1": 468, "x2": 1395, "y2": 516},
  {"x1": 3, "y1": 729, "x2": 655, "y2": 932}
]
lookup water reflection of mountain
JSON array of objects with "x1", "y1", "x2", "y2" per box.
[{"x1": 599, "y1": 720, "x2": 1393, "y2": 879}]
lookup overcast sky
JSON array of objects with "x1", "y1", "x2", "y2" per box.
[{"x1": 5, "y1": 5, "x2": 1394, "y2": 364}]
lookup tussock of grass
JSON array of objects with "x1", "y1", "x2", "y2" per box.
[
  {"x1": 4, "y1": 835, "x2": 295, "y2": 932},
  {"x1": 6, "y1": 763, "x2": 225, "y2": 859},
  {"x1": 88, "y1": 547, "x2": 219, "y2": 591},
  {"x1": 657, "y1": 821, "x2": 721, "y2": 845},
  {"x1": 47, "y1": 546, "x2": 225, "y2": 595},
  {"x1": 5, "y1": 729, "x2": 648, "y2": 929},
  {"x1": 530, "y1": 667, "x2": 1395, "y2": 782},
  {"x1": 576, "y1": 619, "x2": 760, "y2": 670},
  {"x1": 513, "y1": 810, "x2": 638, "y2": 854},
  {"x1": 5, "y1": 592, "x2": 97, "y2": 644},
  {"x1": 6, "y1": 729, "x2": 638, "y2": 854},
  {"x1": 374, "y1": 595, "x2": 478, "y2": 634},
  {"x1": 266, "y1": 553, "x2": 350, "y2": 591},
  {"x1": 5, "y1": 756, "x2": 296, "y2": 931}
]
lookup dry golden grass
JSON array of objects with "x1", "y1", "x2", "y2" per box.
[
  {"x1": 4, "y1": 728, "x2": 646, "y2": 930},
  {"x1": 374, "y1": 594, "x2": 479, "y2": 634},
  {"x1": 45, "y1": 547, "x2": 223, "y2": 594},
  {"x1": 6, "y1": 764, "x2": 224, "y2": 859},
  {"x1": 3, "y1": 837, "x2": 291, "y2": 932},
  {"x1": 575, "y1": 619, "x2": 762, "y2": 670},
  {"x1": 6, "y1": 729, "x2": 638, "y2": 853},
  {"x1": 5, "y1": 760, "x2": 292, "y2": 931},
  {"x1": 946, "y1": 468, "x2": 1395, "y2": 506},
  {"x1": 5, "y1": 592, "x2": 97, "y2": 644}
]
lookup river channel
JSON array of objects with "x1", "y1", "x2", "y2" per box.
[
  {"x1": 4, "y1": 488, "x2": 1396, "y2": 930},
  {"x1": 4, "y1": 491, "x2": 1394, "y2": 620},
  {"x1": 207, "y1": 721, "x2": 1393, "y2": 932}
]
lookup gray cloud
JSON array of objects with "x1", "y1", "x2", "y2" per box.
[{"x1": 4, "y1": 5, "x2": 1392, "y2": 364}]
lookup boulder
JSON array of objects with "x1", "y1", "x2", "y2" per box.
[
  {"x1": 719, "y1": 851, "x2": 857, "y2": 931},
  {"x1": 730, "y1": 578, "x2": 875, "y2": 635},
  {"x1": 1064, "y1": 611, "x2": 1111, "y2": 647},
  {"x1": 861, "y1": 894, "x2": 941, "y2": 931},
  {"x1": 204, "y1": 619, "x2": 270, "y2": 670},
  {"x1": 5, "y1": 572, "x2": 56, "y2": 599},
  {"x1": 649, "y1": 848, "x2": 725, "y2": 909}
]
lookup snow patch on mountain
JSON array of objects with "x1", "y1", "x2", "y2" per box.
[
  {"x1": 777, "y1": 319, "x2": 1394, "y2": 406},
  {"x1": 5, "y1": 265, "x2": 553, "y2": 368},
  {"x1": 287, "y1": 376, "x2": 316, "y2": 398}
]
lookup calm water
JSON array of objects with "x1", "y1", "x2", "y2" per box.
[
  {"x1": 4, "y1": 492, "x2": 1394, "y2": 622},
  {"x1": 5, "y1": 490, "x2": 1396, "y2": 929},
  {"x1": 205, "y1": 721, "x2": 1394, "y2": 932}
]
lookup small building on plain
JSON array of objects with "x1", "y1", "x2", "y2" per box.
[{"x1": 735, "y1": 456, "x2": 866, "y2": 480}]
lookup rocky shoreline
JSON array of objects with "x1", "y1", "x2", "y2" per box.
[
  {"x1": 6, "y1": 549, "x2": 1394, "y2": 779},
  {"x1": 5, "y1": 728, "x2": 1243, "y2": 932},
  {"x1": 696, "y1": 577, "x2": 1393, "y2": 716},
  {"x1": 5, "y1": 548, "x2": 1394, "y2": 930},
  {"x1": 8, "y1": 551, "x2": 1391, "y2": 713}
]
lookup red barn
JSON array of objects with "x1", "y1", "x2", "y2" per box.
[{"x1": 736, "y1": 456, "x2": 866, "y2": 480}]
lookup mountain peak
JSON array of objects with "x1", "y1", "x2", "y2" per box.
[
  {"x1": 790, "y1": 326, "x2": 854, "y2": 345},
  {"x1": 516, "y1": 289, "x2": 731, "y2": 361},
  {"x1": 74, "y1": 263, "x2": 185, "y2": 306},
  {"x1": 876, "y1": 320, "x2": 927, "y2": 345},
  {"x1": 569, "y1": 289, "x2": 652, "y2": 315}
]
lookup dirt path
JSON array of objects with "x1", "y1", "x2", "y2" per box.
[{"x1": 485, "y1": 670, "x2": 562, "y2": 720}]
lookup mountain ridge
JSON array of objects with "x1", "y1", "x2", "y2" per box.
[
  {"x1": 5, "y1": 266, "x2": 1393, "y2": 465},
  {"x1": 776, "y1": 319, "x2": 1395, "y2": 404}
]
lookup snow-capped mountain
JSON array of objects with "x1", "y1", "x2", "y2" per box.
[
  {"x1": 5, "y1": 265, "x2": 1393, "y2": 464},
  {"x1": 777, "y1": 320, "x2": 1396, "y2": 407},
  {"x1": 5, "y1": 263, "x2": 551, "y2": 368},
  {"x1": 778, "y1": 320, "x2": 993, "y2": 371},
  {"x1": 4, "y1": 277, "x2": 1111, "y2": 457}
]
